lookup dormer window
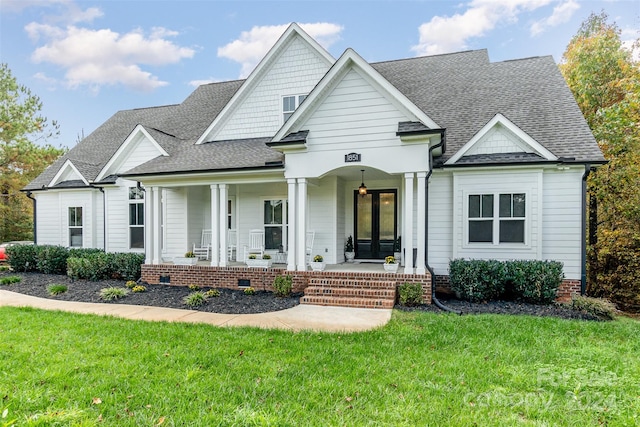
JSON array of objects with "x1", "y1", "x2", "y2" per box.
[{"x1": 283, "y1": 94, "x2": 307, "y2": 122}]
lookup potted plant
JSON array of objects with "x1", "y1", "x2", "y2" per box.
[
  {"x1": 383, "y1": 255, "x2": 399, "y2": 273},
  {"x1": 246, "y1": 254, "x2": 272, "y2": 268},
  {"x1": 344, "y1": 235, "x2": 355, "y2": 263},
  {"x1": 393, "y1": 236, "x2": 402, "y2": 264},
  {"x1": 174, "y1": 251, "x2": 198, "y2": 266},
  {"x1": 310, "y1": 254, "x2": 326, "y2": 271}
]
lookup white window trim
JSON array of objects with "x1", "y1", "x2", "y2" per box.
[
  {"x1": 67, "y1": 205, "x2": 84, "y2": 248},
  {"x1": 281, "y1": 94, "x2": 307, "y2": 125},
  {"x1": 128, "y1": 187, "x2": 145, "y2": 252},
  {"x1": 463, "y1": 190, "x2": 530, "y2": 249},
  {"x1": 262, "y1": 196, "x2": 288, "y2": 253}
]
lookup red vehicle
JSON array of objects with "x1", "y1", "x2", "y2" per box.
[{"x1": 0, "y1": 241, "x2": 33, "y2": 262}]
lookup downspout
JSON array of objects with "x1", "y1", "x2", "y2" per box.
[
  {"x1": 426, "y1": 131, "x2": 461, "y2": 314},
  {"x1": 26, "y1": 191, "x2": 37, "y2": 244},
  {"x1": 581, "y1": 164, "x2": 592, "y2": 295}
]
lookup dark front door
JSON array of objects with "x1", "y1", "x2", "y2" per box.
[{"x1": 354, "y1": 189, "x2": 397, "y2": 259}]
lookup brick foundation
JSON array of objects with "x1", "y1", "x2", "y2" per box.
[
  {"x1": 433, "y1": 274, "x2": 581, "y2": 302},
  {"x1": 140, "y1": 264, "x2": 433, "y2": 305}
]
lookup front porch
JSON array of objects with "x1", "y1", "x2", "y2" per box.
[{"x1": 141, "y1": 262, "x2": 432, "y2": 308}]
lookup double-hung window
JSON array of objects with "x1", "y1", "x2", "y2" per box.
[
  {"x1": 129, "y1": 187, "x2": 144, "y2": 249},
  {"x1": 264, "y1": 199, "x2": 287, "y2": 250},
  {"x1": 69, "y1": 207, "x2": 83, "y2": 247},
  {"x1": 468, "y1": 193, "x2": 526, "y2": 244},
  {"x1": 282, "y1": 94, "x2": 307, "y2": 122}
]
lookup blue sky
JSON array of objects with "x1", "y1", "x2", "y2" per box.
[{"x1": 1, "y1": 0, "x2": 638, "y2": 148}]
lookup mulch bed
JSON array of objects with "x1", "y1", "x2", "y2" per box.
[
  {"x1": 0, "y1": 272, "x2": 301, "y2": 315},
  {"x1": 1, "y1": 271, "x2": 600, "y2": 320}
]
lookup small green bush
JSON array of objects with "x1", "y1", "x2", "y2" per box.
[
  {"x1": 504, "y1": 260, "x2": 564, "y2": 304},
  {"x1": 6, "y1": 244, "x2": 37, "y2": 272},
  {"x1": 0, "y1": 276, "x2": 21, "y2": 285},
  {"x1": 570, "y1": 295, "x2": 616, "y2": 321},
  {"x1": 67, "y1": 252, "x2": 144, "y2": 281},
  {"x1": 0, "y1": 265, "x2": 10, "y2": 272},
  {"x1": 66, "y1": 257, "x2": 91, "y2": 280},
  {"x1": 398, "y1": 283, "x2": 424, "y2": 306},
  {"x1": 273, "y1": 275, "x2": 293, "y2": 297},
  {"x1": 184, "y1": 291, "x2": 207, "y2": 307},
  {"x1": 204, "y1": 289, "x2": 220, "y2": 298},
  {"x1": 47, "y1": 284, "x2": 68, "y2": 295},
  {"x1": 99, "y1": 287, "x2": 129, "y2": 301},
  {"x1": 113, "y1": 252, "x2": 145, "y2": 281},
  {"x1": 449, "y1": 259, "x2": 505, "y2": 302},
  {"x1": 243, "y1": 287, "x2": 256, "y2": 295}
]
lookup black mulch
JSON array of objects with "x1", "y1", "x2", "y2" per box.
[
  {"x1": 1, "y1": 271, "x2": 599, "y2": 320},
  {"x1": 0, "y1": 272, "x2": 301, "y2": 315}
]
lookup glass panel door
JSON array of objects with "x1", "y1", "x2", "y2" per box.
[{"x1": 354, "y1": 190, "x2": 397, "y2": 259}]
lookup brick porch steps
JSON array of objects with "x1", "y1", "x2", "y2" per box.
[{"x1": 300, "y1": 278, "x2": 397, "y2": 309}]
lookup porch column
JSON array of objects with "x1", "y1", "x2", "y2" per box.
[
  {"x1": 151, "y1": 186, "x2": 162, "y2": 265},
  {"x1": 210, "y1": 184, "x2": 219, "y2": 267},
  {"x1": 287, "y1": 178, "x2": 297, "y2": 271},
  {"x1": 218, "y1": 184, "x2": 228, "y2": 267},
  {"x1": 144, "y1": 186, "x2": 153, "y2": 264},
  {"x1": 416, "y1": 172, "x2": 427, "y2": 275},
  {"x1": 404, "y1": 173, "x2": 414, "y2": 274},
  {"x1": 297, "y1": 178, "x2": 307, "y2": 271}
]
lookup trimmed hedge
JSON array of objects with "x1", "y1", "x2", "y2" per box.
[
  {"x1": 449, "y1": 259, "x2": 564, "y2": 304},
  {"x1": 6, "y1": 244, "x2": 144, "y2": 281}
]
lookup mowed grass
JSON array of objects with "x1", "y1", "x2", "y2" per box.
[{"x1": 1, "y1": 308, "x2": 639, "y2": 426}]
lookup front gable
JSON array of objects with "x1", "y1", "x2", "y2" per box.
[
  {"x1": 446, "y1": 113, "x2": 558, "y2": 165},
  {"x1": 95, "y1": 125, "x2": 169, "y2": 182},
  {"x1": 49, "y1": 159, "x2": 89, "y2": 187},
  {"x1": 196, "y1": 23, "x2": 335, "y2": 143}
]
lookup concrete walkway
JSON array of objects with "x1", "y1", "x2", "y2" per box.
[{"x1": 0, "y1": 290, "x2": 392, "y2": 333}]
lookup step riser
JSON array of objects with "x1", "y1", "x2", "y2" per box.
[
  {"x1": 304, "y1": 287, "x2": 396, "y2": 299},
  {"x1": 308, "y1": 279, "x2": 396, "y2": 290},
  {"x1": 300, "y1": 296, "x2": 395, "y2": 309}
]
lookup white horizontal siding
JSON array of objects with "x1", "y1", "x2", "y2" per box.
[
  {"x1": 163, "y1": 188, "x2": 187, "y2": 259},
  {"x1": 542, "y1": 168, "x2": 583, "y2": 279},
  {"x1": 428, "y1": 172, "x2": 453, "y2": 275},
  {"x1": 308, "y1": 178, "x2": 336, "y2": 263},
  {"x1": 34, "y1": 192, "x2": 61, "y2": 245},
  {"x1": 105, "y1": 185, "x2": 128, "y2": 252},
  {"x1": 215, "y1": 37, "x2": 330, "y2": 140}
]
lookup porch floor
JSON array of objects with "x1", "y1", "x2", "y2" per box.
[{"x1": 187, "y1": 260, "x2": 406, "y2": 273}]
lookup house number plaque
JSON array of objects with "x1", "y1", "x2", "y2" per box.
[{"x1": 344, "y1": 152, "x2": 361, "y2": 163}]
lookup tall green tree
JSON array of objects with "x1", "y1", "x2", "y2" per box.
[
  {"x1": 0, "y1": 63, "x2": 65, "y2": 242},
  {"x1": 560, "y1": 12, "x2": 640, "y2": 310}
]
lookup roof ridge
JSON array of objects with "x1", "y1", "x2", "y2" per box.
[{"x1": 371, "y1": 48, "x2": 488, "y2": 65}]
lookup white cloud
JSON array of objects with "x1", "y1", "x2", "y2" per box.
[
  {"x1": 218, "y1": 22, "x2": 343, "y2": 78},
  {"x1": 412, "y1": 0, "x2": 555, "y2": 56},
  {"x1": 530, "y1": 0, "x2": 580, "y2": 36},
  {"x1": 26, "y1": 23, "x2": 195, "y2": 92},
  {"x1": 189, "y1": 78, "x2": 223, "y2": 87}
]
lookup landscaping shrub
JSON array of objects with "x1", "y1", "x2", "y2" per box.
[
  {"x1": 449, "y1": 259, "x2": 505, "y2": 302},
  {"x1": 35, "y1": 245, "x2": 70, "y2": 275},
  {"x1": 99, "y1": 287, "x2": 129, "y2": 301},
  {"x1": 6, "y1": 244, "x2": 37, "y2": 272},
  {"x1": 183, "y1": 291, "x2": 207, "y2": 307},
  {"x1": 243, "y1": 287, "x2": 256, "y2": 295},
  {"x1": 112, "y1": 252, "x2": 145, "y2": 281},
  {"x1": 398, "y1": 282, "x2": 424, "y2": 306},
  {"x1": 504, "y1": 260, "x2": 564, "y2": 304},
  {"x1": 68, "y1": 248, "x2": 104, "y2": 258},
  {"x1": 273, "y1": 275, "x2": 293, "y2": 297},
  {"x1": 66, "y1": 257, "x2": 92, "y2": 280},
  {"x1": 449, "y1": 259, "x2": 564, "y2": 304},
  {"x1": 67, "y1": 252, "x2": 144, "y2": 281},
  {"x1": 570, "y1": 295, "x2": 616, "y2": 321},
  {"x1": 47, "y1": 284, "x2": 68, "y2": 295},
  {"x1": 131, "y1": 285, "x2": 146, "y2": 293},
  {"x1": 0, "y1": 276, "x2": 21, "y2": 285},
  {"x1": 205, "y1": 289, "x2": 220, "y2": 298}
]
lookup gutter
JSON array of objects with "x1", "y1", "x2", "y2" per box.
[
  {"x1": 96, "y1": 186, "x2": 106, "y2": 251},
  {"x1": 425, "y1": 130, "x2": 461, "y2": 314},
  {"x1": 25, "y1": 191, "x2": 37, "y2": 244}
]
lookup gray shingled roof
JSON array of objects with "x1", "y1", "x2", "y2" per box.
[
  {"x1": 372, "y1": 50, "x2": 604, "y2": 163},
  {"x1": 27, "y1": 48, "x2": 603, "y2": 190}
]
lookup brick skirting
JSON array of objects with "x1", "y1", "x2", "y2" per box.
[
  {"x1": 434, "y1": 274, "x2": 581, "y2": 302},
  {"x1": 140, "y1": 264, "x2": 433, "y2": 304}
]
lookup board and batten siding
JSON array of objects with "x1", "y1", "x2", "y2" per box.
[
  {"x1": 214, "y1": 37, "x2": 331, "y2": 141},
  {"x1": 105, "y1": 183, "x2": 130, "y2": 252},
  {"x1": 162, "y1": 187, "x2": 188, "y2": 259},
  {"x1": 35, "y1": 189, "x2": 100, "y2": 248},
  {"x1": 541, "y1": 168, "x2": 583, "y2": 279},
  {"x1": 307, "y1": 177, "x2": 337, "y2": 264}
]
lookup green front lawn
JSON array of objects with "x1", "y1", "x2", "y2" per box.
[{"x1": 2, "y1": 308, "x2": 639, "y2": 426}]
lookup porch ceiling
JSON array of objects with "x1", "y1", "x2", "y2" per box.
[{"x1": 320, "y1": 166, "x2": 396, "y2": 181}]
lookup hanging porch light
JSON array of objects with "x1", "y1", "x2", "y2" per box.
[{"x1": 358, "y1": 169, "x2": 367, "y2": 196}]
